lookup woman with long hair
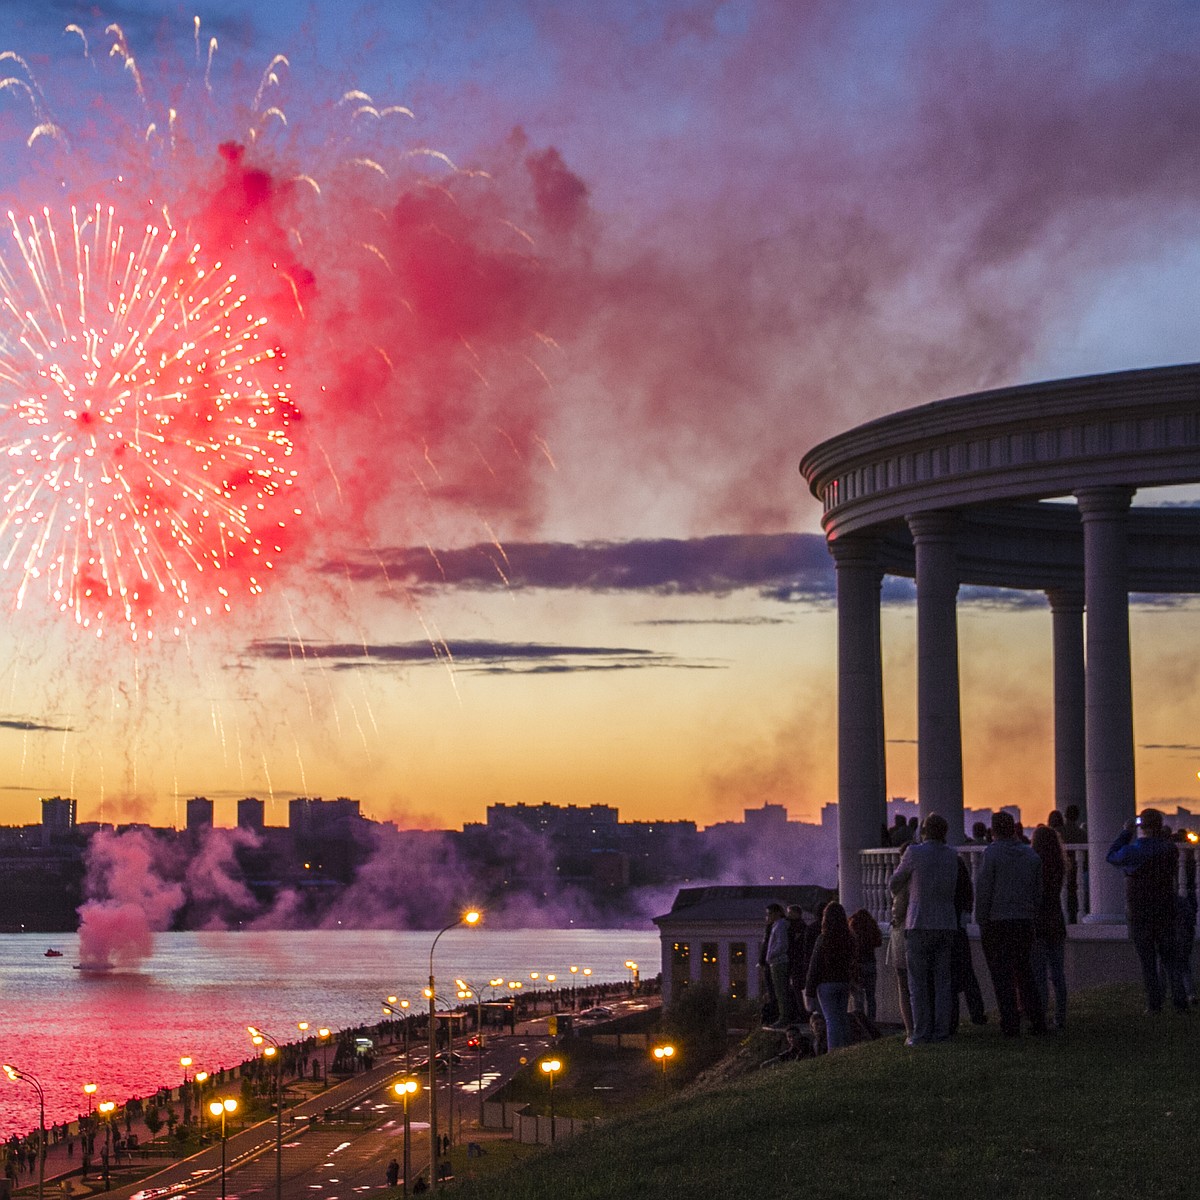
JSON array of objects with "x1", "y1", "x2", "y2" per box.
[
  {"x1": 1031, "y1": 823, "x2": 1069, "y2": 1029},
  {"x1": 804, "y1": 901, "x2": 858, "y2": 1050}
]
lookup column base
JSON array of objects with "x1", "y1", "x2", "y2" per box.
[{"x1": 1080, "y1": 912, "x2": 1127, "y2": 930}]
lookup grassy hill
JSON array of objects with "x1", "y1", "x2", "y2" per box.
[{"x1": 452, "y1": 985, "x2": 1199, "y2": 1200}]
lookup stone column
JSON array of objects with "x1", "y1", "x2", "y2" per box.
[
  {"x1": 1076, "y1": 487, "x2": 1136, "y2": 924},
  {"x1": 907, "y1": 511, "x2": 964, "y2": 844},
  {"x1": 1047, "y1": 589, "x2": 1086, "y2": 819},
  {"x1": 830, "y1": 533, "x2": 886, "y2": 913}
]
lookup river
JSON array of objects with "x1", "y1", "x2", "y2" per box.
[{"x1": 0, "y1": 927, "x2": 660, "y2": 1134}]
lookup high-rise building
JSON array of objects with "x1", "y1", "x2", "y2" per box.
[
  {"x1": 237, "y1": 796, "x2": 265, "y2": 832},
  {"x1": 41, "y1": 796, "x2": 77, "y2": 833},
  {"x1": 186, "y1": 796, "x2": 214, "y2": 831},
  {"x1": 288, "y1": 796, "x2": 362, "y2": 837}
]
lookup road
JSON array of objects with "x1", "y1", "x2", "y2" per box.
[{"x1": 102, "y1": 1026, "x2": 554, "y2": 1200}]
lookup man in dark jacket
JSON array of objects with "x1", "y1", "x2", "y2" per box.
[
  {"x1": 976, "y1": 810, "x2": 1045, "y2": 1036},
  {"x1": 1107, "y1": 808, "x2": 1187, "y2": 1013}
]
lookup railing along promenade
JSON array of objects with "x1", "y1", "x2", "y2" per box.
[
  {"x1": 863, "y1": 841, "x2": 1200, "y2": 927},
  {"x1": 862, "y1": 844, "x2": 1102, "y2": 927}
]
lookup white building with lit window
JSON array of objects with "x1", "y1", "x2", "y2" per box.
[{"x1": 653, "y1": 884, "x2": 835, "y2": 1008}]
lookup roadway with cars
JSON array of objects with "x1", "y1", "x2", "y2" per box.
[
  {"x1": 33, "y1": 996, "x2": 656, "y2": 1200},
  {"x1": 98, "y1": 1024, "x2": 557, "y2": 1200}
]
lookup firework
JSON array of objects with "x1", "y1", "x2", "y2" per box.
[{"x1": 0, "y1": 202, "x2": 299, "y2": 641}]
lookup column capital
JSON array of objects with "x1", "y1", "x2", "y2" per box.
[
  {"x1": 1046, "y1": 588, "x2": 1085, "y2": 616},
  {"x1": 906, "y1": 509, "x2": 961, "y2": 543},
  {"x1": 827, "y1": 532, "x2": 881, "y2": 568},
  {"x1": 1074, "y1": 486, "x2": 1135, "y2": 520}
]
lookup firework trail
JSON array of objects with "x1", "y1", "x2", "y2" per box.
[
  {"x1": 0, "y1": 16, "x2": 575, "y2": 648},
  {"x1": 0, "y1": 203, "x2": 298, "y2": 641}
]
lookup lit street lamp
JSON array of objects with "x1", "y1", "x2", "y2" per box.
[
  {"x1": 383, "y1": 997, "x2": 413, "y2": 1072},
  {"x1": 248, "y1": 1025, "x2": 283, "y2": 1200},
  {"x1": 653, "y1": 1044, "x2": 676, "y2": 1097},
  {"x1": 4, "y1": 1064, "x2": 45, "y2": 1200},
  {"x1": 625, "y1": 960, "x2": 640, "y2": 991},
  {"x1": 180, "y1": 1056, "x2": 193, "y2": 1123},
  {"x1": 455, "y1": 976, "x2": 506, "y2": 1124},
  {"x1": 208, "y1": 1098, "x2": 238, "y2": 1200},
  {"x1": 97, "y1": 1101, "x2": 116, "y2": 1153},
  {"x1": 393, "y1": 1079, "x2": 418, "y2": 1196},
  {"x1": 317, "y1": 1027, "x2": 332, "y2": 1087},
  {"x1": 539, "y1": 1058, "x2": 561, "y2": 1143},
  {"x1": 428, "y1": 909, "x2": 481, "y2": 1190}
]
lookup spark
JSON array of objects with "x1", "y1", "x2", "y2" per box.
[
  {"x1": 349, "y1": 158, "x2": 388, "y2": 179},
  {"x1": 27, "y1": 123, "x2": 66, "y2": 150},
  {"x1": 253, "y1": 55, "x2": 289, "y2": 111},
  {"x1": 0, "y1": 204, "x2": 301, "y2": 641},
  {"x1": 64, "y1": 24, "x2": 89, "y2": 58}
]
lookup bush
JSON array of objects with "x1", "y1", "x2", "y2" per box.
[{"x1": 659, "y1": 983, "x2": 732, "y2": 1077}]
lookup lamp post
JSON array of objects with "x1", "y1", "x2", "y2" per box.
[
  {"x1": 539, "y1": 1058, "x2": 561, "y2": 1144},
  {"x1": 625, "y1": 960, "x2": 640, "y2": 992},
  {"x1": 392, "y1": 1080, "x2": 418, "y2": 1195},
  {"x1": 384, "y1": 998, "x2": 413, "y2": 1072},
  {"x1": 180, "y1": 1056, "x2": 193, "y2": 1124},
  {"x1": 454, "y1": 976, "x2": 506, "y2": 1125},
  {"x1": 427, "y1": 909, "x2": 481, "y2": 1190},
  {"x1": 652, "y1": 1044, "x2": 676, "y2": 1097},
  {"x1": 4, "y1": 1064, "x2": 45, "y2": 1200},
  {"x1": 82, "y1": 1082, "x2": 97, "y2": 1149},
  {"x1": 208, "y1": 1098, "x2": 238, "y2": 1200},
  {"x1": 506, "y1": 980, "x2": 522, "y2": 1034},
  {"x1": 248, "y1": 1025, "x2": 283, "y2": 1200},
  {"x1": 316, "y1": 1028, "x2": 332, "y2": 1087},
  {"x1": 97, "y1": 1101, "x2": 115, "y2": 1153}
]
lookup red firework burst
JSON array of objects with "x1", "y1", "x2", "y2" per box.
[{"x1": 0, "y1": 203, "x2": 299, "y2": 641}]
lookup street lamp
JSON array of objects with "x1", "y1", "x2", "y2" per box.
[
  {"x1": 454, "y1": 976, "x2": 506, "y2": 1125},
  {"x1": 208, "y1": 1098, "x2": 238, "y2": 1200},
  {"x1": 315, "y1": 1028, "x2": 331, "y2": 1087},
  {"x1": 506, "y1": 980, "x2": 522, "y2": 1034},
  {"x1": 384, "y1": 997, "x2": 413, "y2": 1072},
  {"x1": 97, "y1": 1101, "x2": 116, "y2": 1150},
  {"x1": 539, "y1": 1058, "x2": 561, "y2": 1143},
  {"x1": 393, "y1": 1080, "x2": 418, "y2": 1196},
  {"x1": 248, "y1": 1025, "x2": 283, "y2": 1200},
  {"x1": 180, "y1": 1056, "x2": 193, "y2": 1124},
  {"x1": 4, "y1": 1064, "x2": 45, "y2": 1200},
  {"x1": 653, "y1": 1044, "x2": 676, "y2": 1097},
  {"x1": 428, "y1": 909, "x2": 481, "y2": 1190},
  {"x1": 625, "y1": 960, "x2": 640, "y2": 991}
]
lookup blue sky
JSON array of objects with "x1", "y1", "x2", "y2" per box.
[{"x1": 0, "y1": 0, "x2": 1196, "y2": 830}]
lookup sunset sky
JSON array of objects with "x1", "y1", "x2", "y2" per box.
[{"x1": 0, "y1": 0, "x2": 1197, "y2": 833}]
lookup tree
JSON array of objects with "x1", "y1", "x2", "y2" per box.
[{"x1": 143, "y1": 1107, "x2": 163, "y2": 1144}]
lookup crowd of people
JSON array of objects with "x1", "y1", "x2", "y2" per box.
[
  {"x1": 759, "y1": 897, "x2": 884, "y2": 1055},
  {"x1": 881, "y1": 806, "x2": 1197, "y2": 1046},
  {"x1": 763, "y1": 804, "x2": 1197, "y2": 1058}
]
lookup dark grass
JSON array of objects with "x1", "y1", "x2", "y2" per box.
[{"x1": 451, "y1": 985, "x2": 1200, "y2": 1200}]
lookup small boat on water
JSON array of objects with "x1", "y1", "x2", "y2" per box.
[
  {"x1": 73, "y1": 962, "x2": 114, "y2": 972},
  {"x1": 44, "y1": 948, "x2": 63, "y2": 957}
]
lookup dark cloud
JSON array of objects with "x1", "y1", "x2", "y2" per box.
[
  {"x1": 1141, "y1": 743, "x2": 1200, "y2": 752},
  {"x1": 245, "y1": 637, "x2": 715, "y2": 675},
  {"x1": 638, "y1": 616, "x2": 792, "y2": 627},
  {"x1": 327, "y1": 532, "x2": 834, "y2": 599},
  {"x1": 0, "y1": 716, "x2": 73, "y2": 733}
]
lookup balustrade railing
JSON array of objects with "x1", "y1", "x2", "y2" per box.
[{"x1": 861, "y1": 843, "x2": 1093, "y2": 927}]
